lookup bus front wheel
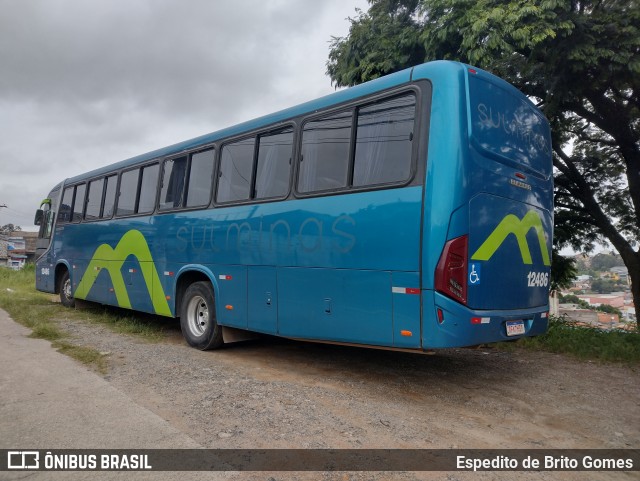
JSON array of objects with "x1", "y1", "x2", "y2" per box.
[
  {"x1": 180, "y1": 282, "x2": 223, "y2": 350},
  {"x1": 59, "y1": 270, "x2": 75, "y2": 308}
]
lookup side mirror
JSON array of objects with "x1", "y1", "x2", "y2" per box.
[{"x1": 34, "y1": 209, "x2": 44, "y2": 226}]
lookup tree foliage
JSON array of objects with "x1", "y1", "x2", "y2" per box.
[
  {"x1": 550, "y1": 250, "x2": 577, "y2": 291},
  {"x1": 328, "y1": 0, "x2": 640, "y2": 324},
  {"x1": 591, "y1": 277, "x2": 617, "y2": 293},
  {"x1": 590, "y1": 252, "x2": 623, "y2": 271},
  {"x1": 0, "y1": 224, "x2": 21, "y2": 236},
  {"x1": 559, "y1": 294, "x2": 592, "y2": 308}
]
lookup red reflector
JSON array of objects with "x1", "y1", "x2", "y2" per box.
[
  {"x1": 437, "y1": 308, "x2": 444, "y2": 324},
  {"x1": 515, "y1": 172, "x2": 526, "y2": 179},
  {"x1": 468, "y1": 68, "x2": 477, "y2": 74},
  {"x1": 471, "y1": 317, "x2": 482, "y2": 324},
  {"x1": 406, "y1": 288, "x2": 420, "y2": 295}
]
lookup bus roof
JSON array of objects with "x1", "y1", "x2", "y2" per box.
[{"x1": 65, "y1": 60, "x2": 474, "y2": 184}]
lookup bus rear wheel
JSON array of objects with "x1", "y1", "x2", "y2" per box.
[
  {"x1": 180, "y1": 281, "x2": 223, "y2": 350},
  {"x1": 59, "y1": 270, "x2": 75, "y2": 308}
]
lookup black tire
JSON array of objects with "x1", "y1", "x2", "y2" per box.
[
  {"x1": 180, "y1": 281, "x2": 223, "y2": 350},
  {"x1": 59, "y1": 270, "x2": 75, "y2": 308}
]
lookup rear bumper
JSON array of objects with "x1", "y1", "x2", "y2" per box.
[{"x1": 423, "y1": 291, "x2": 549, "y2": 348}]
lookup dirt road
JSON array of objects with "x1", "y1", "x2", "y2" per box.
[
  {"x1": 51, "y1": 310, "x2": 639, "y2": 480},
  {"x1": 4, "y1": 305, "x2": 639, "y2": 480}
]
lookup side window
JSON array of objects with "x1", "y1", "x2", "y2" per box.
[
  {"x1": 102, "y1": 175, "x2": 117, "y2": 218},
  {"x1": 138, "y1": 164, "x2": 159, "y2": 214},
  {"x1": 85, "y1": 179, "x2": 104, "y2": 220},
  {"x1": 217, "y1": 137, "x2": 255, "y2": 203},
  {"x1": 72, "y1": 184, "x2": 86, "y2": 223},
  {"x1": 159, "y1": 156, "x2": 187, "y2": 211},
  {"x1": 43, "y1": 206, "x2": 55, "y2": 239},
  {"x1": 255, "y1": 128, "x2": 293, "y2": 199},
  {"x1": 298, "y1": 110, "x2": 351, "y2": 193},
  {"x1": 117, "y1": 169, "x2": 139, "y2": 216},
  {"x1": 353, "y1": 94, "x2": 415, "y2": 186},
  {"x1": 58, "y1": 187, "x2": 74, "y2": 223},
  {"x1": 186, "y1": 149, "x2": 214, "y2": 207}
]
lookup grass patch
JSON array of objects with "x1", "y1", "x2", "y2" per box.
[
  {"x1": 0, "y1": 265, "x2": 169, "y2": 371},
  {"x1": 54, "y1": 341, "x2": 108, "y2": 373},
  {"x1": 506, "y1": 316, "x2": 640, "y2": 363},
  {"x1": 80, "y1": 307, "x2": 168, "y2": 341}
]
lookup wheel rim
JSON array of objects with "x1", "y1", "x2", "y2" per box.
[
  {"x1": 63, "y1": 278, "x2": 72, "y2": 301},
  {"x1": 186, "y1": 295, "x2": 209, "y2": 337}
]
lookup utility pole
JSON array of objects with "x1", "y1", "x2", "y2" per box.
[{"x1": 0, "y1": 205, "x2": 6, "y2": 238}]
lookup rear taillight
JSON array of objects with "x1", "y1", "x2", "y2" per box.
[{"x1": 435, "y1": 235, "x2": 468, "y2": 305}]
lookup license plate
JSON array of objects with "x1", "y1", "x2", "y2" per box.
[{"x1": 506, "y1": 320, "x2": 525, "y2": 337}]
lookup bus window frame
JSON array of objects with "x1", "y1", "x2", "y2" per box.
[
  {"x1": 83, "y1": 177, "x2": 105, "y2": 222},
  {"x1": 55, "y1": 82, "x2": 430, "y2": 224},
  {"x1": 114, "y1": 161, "x2": 160, "y2": 218},
  {"x1": 154, "y1": 145, "x2": 217, "y2": 215},
  {"x1": 213, "y1": 123, "x2": 296, "y2": 207},
  {"x1": 72, "y1": 183, "x2": 87, "y2": 223},
  {"x1": 184, "y1": 147, "x2": 217, "y2": 210},
  {"x1": 100, "y1": 173, "x2": 118, "y2": 220},
  {"x1": 294, "y1": 85, "x2": 422, "y2": 199},
  {"x1": 158, "y1": 155, "x2": 189, "y2": 212},
  {"x1": 80, "y1": 174, "x2": 116, "y2": 223},
  {"x1": 57, "y1": 183, "x2": 86, "y2": 225}
]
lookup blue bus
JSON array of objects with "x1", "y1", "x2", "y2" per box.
[{"x1": 34, "y1": 61, "x2": 553, "y2": 351}]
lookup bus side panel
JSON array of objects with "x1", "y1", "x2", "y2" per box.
[
  {"x1": 210, "y1": 265, "x2": 248, "y2": 329},
  {"x1": 277, "y1": 267, "x2": 393, "y2": 346},
  {"x1": 418, "y1": 63, "x2": 469, "y2": 292},
  {"x1": 391, "y1": 271, "x2": 421, "y2": 348},
  {"x1": 248, "y1": 266, "x2": 278, "y2": 334},
  {"x1": 36, "y1": 256, "x2": 56, "y2": 293},
  {"x1": 122, "y1": 257, "x2": 156, "y2": 313}
]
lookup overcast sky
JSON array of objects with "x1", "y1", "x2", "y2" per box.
[{"x1": 0, "y1": 0, "x2": 369, "y2": 231}]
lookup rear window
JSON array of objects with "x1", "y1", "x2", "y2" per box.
[{"x1": 468, "y1": 74, "x2": 551, "y2": 178}]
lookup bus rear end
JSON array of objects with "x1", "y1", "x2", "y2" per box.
[{"x1": 422, "y1": 63, "x2": 553, "y2": 348}]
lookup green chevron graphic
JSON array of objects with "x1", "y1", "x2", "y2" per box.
[
  {"x1": 471, "y1": 211, "x2": 551, "y2": 266},
  {"x1": 74, "y1": 230, "x2": 172, "y2": 316}
]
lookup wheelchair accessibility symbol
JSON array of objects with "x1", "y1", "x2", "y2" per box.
[{"x1": 469, "y1": 263, "x2": 481, "y2": 285}]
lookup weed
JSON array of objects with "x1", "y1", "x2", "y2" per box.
[
  {"x1": 508, "y1": 316, "x2": 640, "y2": 363},
  {"x1": 0, "y1": 265, "x2": 168, "y2": 372}
]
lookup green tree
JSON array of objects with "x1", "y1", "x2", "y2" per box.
[
  {"x1": 0, "y1": 224, "x2": 20, "y2": 236},
  {"x1": 591, "y1": 278, "x2": 616, "y2": 293},
  {"x1": 590, "y1": 252, "x2": 622, "y2": 271},
  {"x1": 328, "y1": 0, "x2": 640, "y2": 326},
  {"x1": 559, "y1": 294, "x2": 591, "y2": 309},
  {"x1": 596, "y1": 303, "x2": 623, "y2": 318},
  {"x1": 550, "y1": 250, "x2": 577, "y2": 291}
]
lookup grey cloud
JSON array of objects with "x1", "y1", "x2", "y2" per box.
[{"x1": 0, "y1": 0, "x2": 368, "y2": 228}]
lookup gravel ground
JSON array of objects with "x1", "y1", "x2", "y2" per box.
[{"x1": 54, "y1": 308, "x2": 639, "y2": 481}]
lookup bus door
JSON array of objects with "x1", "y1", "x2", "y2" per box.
[{"x1": 35, "y1": 191, "x2": 59, "y2": 292}]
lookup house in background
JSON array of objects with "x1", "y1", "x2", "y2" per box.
[{"x1": 0, "y1": 231, "x2": 38, "y2": 269}]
